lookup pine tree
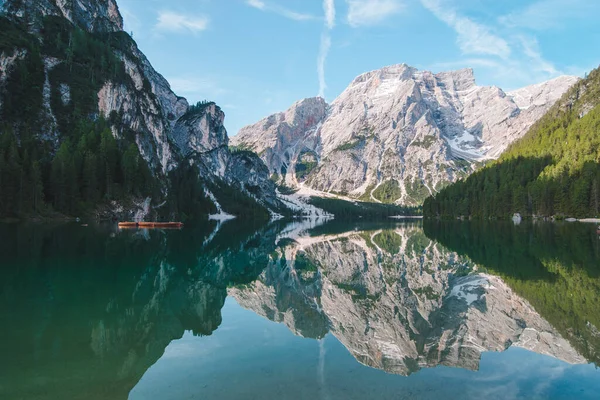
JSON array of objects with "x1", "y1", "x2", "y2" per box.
[
  {"x1": 82, "y1": 153, "x2": 99, "y2": 203},
  {"x1": 30, "y1": 160, "x2": 44, "y2": 213},
  {"x1": 121, "y1": 143, "x2": 139, "y2": 194},
  {"x1": 99, "y1": 128, "x2": 118, "y2": 199}
]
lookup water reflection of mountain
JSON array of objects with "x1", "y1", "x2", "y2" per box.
[
  {"x1": 231, "y1": 222, "x2": 589, "y2": 375},
  {"x1": 0, "y1": 221, "x2": 282, "y2": 400},
  {"x1": 423, "y1": 221, "x2": 600, "y2": 366}
]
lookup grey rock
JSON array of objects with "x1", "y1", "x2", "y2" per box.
[{"x1": 233, "y1": 65, "x2": 578, "y2": 205}]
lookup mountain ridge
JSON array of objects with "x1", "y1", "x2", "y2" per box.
[
  {"x1": 232, "y1": 64, "x2": 578, "y2": 205},
  {"x1": 423, "y1": 65, "x2": 600, "y2": 219}
]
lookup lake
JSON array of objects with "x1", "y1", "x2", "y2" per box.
[{"x1": 1, "y1": 219, "x2": 599, "y2": 399}]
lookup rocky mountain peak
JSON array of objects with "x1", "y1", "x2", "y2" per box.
[
  {"x1": 234, "y1": 63, "x2": 578, "y2": 205},
  {"x1": 283, "y1": 96, "x2": 328, "y2": 127},
  {"x1": 508, "y1": 75, "x2": 580, "y2": 110},
  {"x1": 350, "y1": 63, "x2": 417, "y2": 86},
  {"x1": 1, "y1": 0, "x2": 124, "y2": 33},
  {"x1": 433, "y1": 68, "x2": 476, "y2": 91}
]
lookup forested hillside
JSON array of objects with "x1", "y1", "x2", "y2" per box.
[
  {"x1": 0, "y1": 4, "x2": 279, "y2": 222},
  {"x1": 0, "y1": 16, "x2": 212, "y2": 219},
  {"x1": 424, "y1": 67, "x2": 600, "y2": 219}
]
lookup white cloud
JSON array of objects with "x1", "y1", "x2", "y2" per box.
[
  {"x1": 346, "y1": 0, "x2": 405, "y2": 27},
  {"x1": 318, "y1": 0, "x2": 336, "y2": 98},
  {"x1": 420, "y1": 0, "x2": 510, "y2": 59},
  {"x1": 518, "y1": 36, "x2": 559, "y2": 76},
  {"x1": 275, "y1": 7, "x2": 316, "y2": 21},
  {"x1": 246, "y1": 0, "x2": 266, "y2": 10},
  {"x1": 155, "y1": 11, "x2": 209, "y2": 34},
  {"x1": 318, "y1": 33, "x2": 332, "y2": 98},
  {"x1": 499, "y1": 0, "x2": 597, "y2": 31},
  {"x1": 420, "y1": 0, "x2": 575, "y2": 89},
  {"x1": 245, "y1": 0, "x2": 317, "y2": 21},
  {"x1": 324, "y1": 0, "x2": 336, "y2": 29}
]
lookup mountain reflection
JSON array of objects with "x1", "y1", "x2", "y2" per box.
[
  {"x1": 231, "y1": 221, "x2": 591, "y2": 375},
  {"x1": 423, "y1": 221, "x2": 600, "y2": 366},
  {"x1": 0, "y1": 219, "x2": 598, "y2": 399}
]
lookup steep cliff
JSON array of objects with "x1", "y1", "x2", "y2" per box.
[
  {"x1": 0, "y1": 0, "x2": 286, "y2": 219},
  {"x1": 233, "y1": 65, "x2": 577, "y2": 205}
]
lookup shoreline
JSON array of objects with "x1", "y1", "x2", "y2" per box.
[{"x1": 576, "y1": 218, "x2": 600, "y2": 224}]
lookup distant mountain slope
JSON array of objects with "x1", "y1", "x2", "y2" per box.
[
  {"x1": 424, "y1": 67, "x2": 600, "y2": 219},
  {"x1": 232, "y1": 64, "x2": 577, "y2": 205},
  {"x1": 0, "y1": 0, "x2": 286, "y2": 220}
]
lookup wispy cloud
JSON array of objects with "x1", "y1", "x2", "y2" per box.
[
  {"x1": 420, "y1": 0, "x2": 510, "y2": 59},
  {"x1": 245, "y1": 0, "x2": 317, "y2": 21},
  {"x1": 155, "y1": 11, "x2": 209, "y2": 34},
  {"x1": 324, "y1": 0, "x2": 336, "y2": 29},
  {"x1": 318, "y1": 0, "x2": 336, "y2": 98},
  {"x1": 246, "y1": 0, "x2": 266, "y2": 11},
  {"x1": 499, "y1": 0, "x2": 598, "y2": 31},
  {"x1": 346, "y1": 0, "x2": 405, "y2": 27},
  {"x1": 318, "y1": 33, "x2": 332, "y2": 98},
  {"x1": 420, "y1": 0, "x2": 573, "y2": 90},
  {"x1": 518, "y1": 36, "x2": 559, "y2": 76}
]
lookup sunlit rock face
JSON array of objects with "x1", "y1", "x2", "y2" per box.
[
  {"x1": 230, "y1": 225, "x2": 587, "y2": 375},
  {"x1": 232, "y1": 65, "x2": 578, "y2": 205},
  {"x1": 0, "y1": 0, "x2": 124, "y2": 33}
]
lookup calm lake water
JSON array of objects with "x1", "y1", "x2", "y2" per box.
[{"x1": 1, "y1": 219, "x2": 599, "y2": 399}]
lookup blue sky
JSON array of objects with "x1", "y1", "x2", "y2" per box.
[{"x1": 118, "y1": 0, "x2": 600, "y2": 135}]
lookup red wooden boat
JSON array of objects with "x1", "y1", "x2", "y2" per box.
[{"x1": 118, "y1": 222, "x2": 184, "y2": 229}]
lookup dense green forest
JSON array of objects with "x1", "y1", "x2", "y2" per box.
[
  {"x1": 0, "y1": 15, "x2": 153, "y2": 218},
  {"x1": 0, "y1": 15, "x2": 269, "y2": 221},
  {"x1": 424, "y1": 221, "x2": 600, "y2": 365},
  {"x1": 308, "y1": 196, "x2": 421, "y2": 220},
  {"x1": 424, "y1": 67, "x2": 600, "y2": 219},
  {"x1": 0, "y1": 119, "x2": 154, "y2": 216}
]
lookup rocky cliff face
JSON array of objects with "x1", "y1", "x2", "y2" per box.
[
  {"x1": 0, "y1": 0, "x2": 285, "y2": 216},
  {"x1": 1, "y1": 0, "x2": 123, "y2": 33},
  {"x1": 232, "y1": 65, "x2": 578, "y2": 205},
  {"x1": 230, "y1": 225, "x2": 586, "y2": 375}
]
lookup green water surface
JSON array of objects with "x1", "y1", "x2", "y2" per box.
[{"x1": 1, "y1": 220, "x2": 599, "y2": 399}]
